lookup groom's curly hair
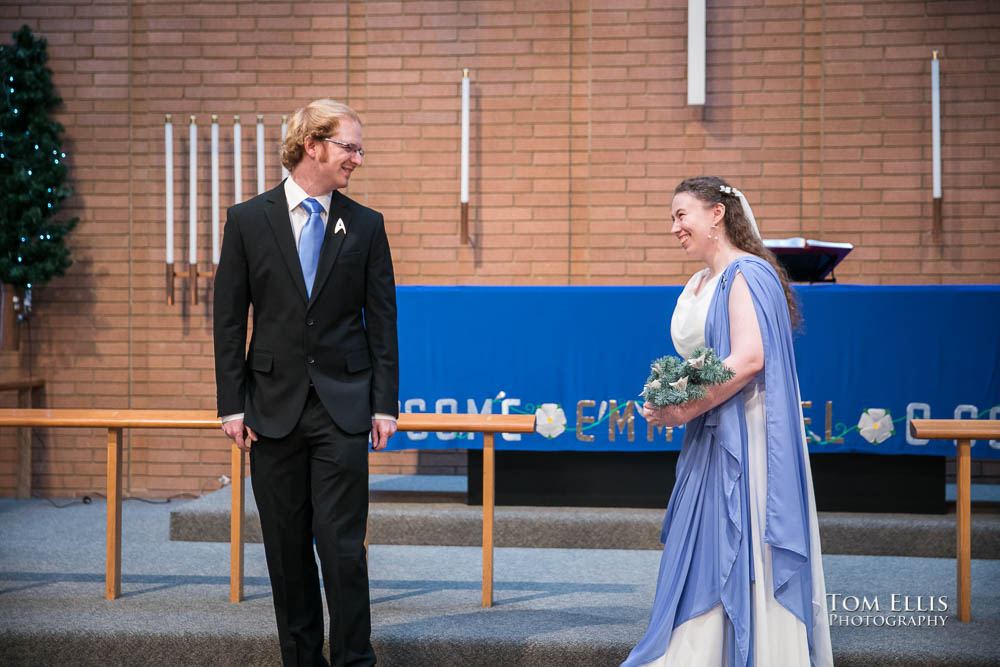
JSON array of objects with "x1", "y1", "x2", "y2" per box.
[
  {"x1": 675, "y1": 176, "x2": 801, "y2": 329},
  {"x1": 281, "y1": 99, "x2": 361, "y2": 171}
]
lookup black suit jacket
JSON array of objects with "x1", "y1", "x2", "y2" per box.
[{"x1": 213, "y1": 182, "x2": 399, "y2": 438}]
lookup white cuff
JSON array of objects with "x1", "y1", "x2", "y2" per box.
[
  {"x1": 221, "y1": 413, "x2": 244, "y2": 423},
  {"x1": 372, "y1": 413, "x2": 397, "y2": 423}
]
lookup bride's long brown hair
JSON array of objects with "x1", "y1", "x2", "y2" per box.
[{"x1": 675, "y1": 176, "x2": 801, "y2": 329}]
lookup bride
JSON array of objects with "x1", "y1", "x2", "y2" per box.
[{"x1": 622, "y1": 177, "x2": 833, "y2": 667}]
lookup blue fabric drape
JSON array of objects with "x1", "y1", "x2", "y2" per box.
[{"x1": 622, "y1": 257, "x2": 817, "y2": 667}]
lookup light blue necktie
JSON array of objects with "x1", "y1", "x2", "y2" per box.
[{"x1": 299, "y1": 197, "x2": 325, "y2": 297}]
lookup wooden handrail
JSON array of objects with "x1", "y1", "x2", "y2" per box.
[
  {"x1": 0, "y1": 377, "x2": 44, "y2": 392},
  {"x1": 0, "y1": 409, "x2": 534, "y2": 433},
  {"x1": 909, "y1": 418, "x2": 999, "y2": 624},
  {"x1": 910, "y1": 419, "x2": 1000, "y2": 440},
  {"x1": 0, "y1": 408, "x2": 536, "y2": 608}
]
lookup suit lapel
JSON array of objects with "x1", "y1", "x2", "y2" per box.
[
  {"x1": 263, "y1": 183, "x2": 310, "y2": 303},
  {"x1": 309, "y1": 190, "x2": 351, "y2": 307}
]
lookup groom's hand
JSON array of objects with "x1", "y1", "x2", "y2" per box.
[
  {"x1": 370, "y1": 417, "x2": 397, "y2": 451},
  {"x1": 222, "y1": 417, "x2": 258, "y2": 452}
]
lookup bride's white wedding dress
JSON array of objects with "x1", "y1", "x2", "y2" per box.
[{"x1": 631, "y1": 267, "x2": 832, "y2": 667}]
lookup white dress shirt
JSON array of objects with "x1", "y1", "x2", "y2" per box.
[{"x1": 284, "y1": 175, "x2": 331, "y2": 248}]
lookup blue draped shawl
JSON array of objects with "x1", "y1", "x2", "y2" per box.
[{"x1": 622, "y1": 256, "x2": 816, "y2": 667}]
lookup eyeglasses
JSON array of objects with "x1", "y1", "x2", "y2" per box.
[{"x1": 321, "y1": 138, "x2": 364, "y2": 158}]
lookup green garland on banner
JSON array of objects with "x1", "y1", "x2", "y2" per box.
[
  {"x1": 450, "y1": 399, "x2": 998, "y2": 445},
  {"x1": 810, "y1": 406, "x2": 1000, "y2": 446}
]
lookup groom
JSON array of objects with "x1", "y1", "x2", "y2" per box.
[{"x1": 214, "y1": 99, "x2": 399, "y2": 666}]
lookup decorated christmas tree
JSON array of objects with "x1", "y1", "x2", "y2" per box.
[{"x1": 0, "y1": 26, "x2": 77, "y2": 295}]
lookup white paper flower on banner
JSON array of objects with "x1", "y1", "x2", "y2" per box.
[
  {"x1": 858, "y1": 408, "x2": 895, "y2": 444},
  {"x1": 535, "y1": 403, "x2": 567, "y2": 439}
]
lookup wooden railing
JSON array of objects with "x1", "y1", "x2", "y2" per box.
[
  {"x1": 0, "y1": 409, "x2": 536, "y2": 607},
  {"x1": 910, "y1": 419, "x2": 1000, "y2": 623}
]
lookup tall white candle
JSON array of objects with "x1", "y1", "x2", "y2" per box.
[
  {"x1": 687, "y1": 0, "x2": 706, "y2": 105},
  {"x1": 233, "y1": 116, "x2": 242, "y2": 204},
  {"x1": 461, "y1": 70, "x2": 470, "y2": 204},
  {"x1": 211, "y1": 115, "x2": 220, "y2": 265},
  {"x1": 164, "y1": 115, "x2": 174, "y2": 264},
  {"x1": 281, "y1": 115, "x2": 288, "y2": 180},
  {"x1": 188, "y1": 116, "x2": 197, "y2": 265},
  {"x1": 256, "y1": 115, "x2": 265, "y2": 194},
  {"x1": 931, "y1": 51, "x2": 941, "y2": 199}
]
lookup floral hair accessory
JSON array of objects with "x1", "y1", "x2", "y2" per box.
[{"x1": 716, "y1": 183, "x2": 762, "y2": 239}]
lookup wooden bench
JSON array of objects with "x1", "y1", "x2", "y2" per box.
[
  {"x1": 0, "y1": 378, "x2": 44, "y2": 499},
  {"x1": 0, "y1": 409, "x2": 536, "y2": 607},
  {"x1": 909, "y1": 419, "x2": 1000, "y2": 623}
]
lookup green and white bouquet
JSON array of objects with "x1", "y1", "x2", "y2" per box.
[{"x1": 640, "y1": 346, "x2": 735, "y2": 408}]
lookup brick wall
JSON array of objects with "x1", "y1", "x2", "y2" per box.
[{"x1": 1, "y1": 0, "x2": 998, "y2": 497}]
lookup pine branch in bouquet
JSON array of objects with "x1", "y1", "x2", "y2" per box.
[
  {"x1": 640, "y1": 346, "x2": 735, "y2": 409},
  {"x1": 683, "y1": 346, "x2": 736, "y2": 385}
]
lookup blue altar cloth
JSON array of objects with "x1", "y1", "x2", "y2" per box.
[{"x1": 392, "y1": 285, "x2": 1000, "y2": 458}]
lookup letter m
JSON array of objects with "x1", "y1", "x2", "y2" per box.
[{"x1": 609, "y1": 400, "x2": 635, "y2": 442}]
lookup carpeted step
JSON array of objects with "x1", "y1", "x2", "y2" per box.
[{"x1": 169, "y1": 485, "x2": 1000, "y2": 559}]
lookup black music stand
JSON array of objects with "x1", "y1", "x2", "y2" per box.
[{"x1": 763, "y1": 238, "x2": 854, "y2": 283}]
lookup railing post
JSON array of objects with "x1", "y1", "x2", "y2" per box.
[
  {"x1": 230, "y1": 444, "x2": 245, "y2": 603},
  {"x1": 106, "y1": 427, "x2": 123, "y2": 600},
  {"x1": 482, "y1": 432, "x2": 495, "y2": 607},
  {"x1": 16, "y1": 386, "x2": 31, "y2": 500},
  {"x1": 956, "y1": 438, "x2": 971, "y2": 622}
]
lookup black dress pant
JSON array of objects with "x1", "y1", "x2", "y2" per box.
[{"x1": 250, "y1": 388, "x2": 374, "y2": 667}]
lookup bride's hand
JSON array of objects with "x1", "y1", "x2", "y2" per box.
[{"x1": 641, "y1": 403, "x2": 688, "y2": 428}]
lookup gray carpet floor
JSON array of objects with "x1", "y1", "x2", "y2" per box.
[{"x1": 1, "y1": 496, "x2": 998, "y2": 666}]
